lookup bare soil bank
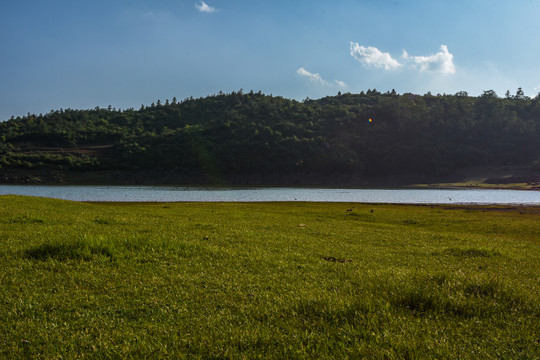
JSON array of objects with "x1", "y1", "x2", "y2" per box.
[{"x1": 410, "y1": 165, "x2": 540, "y2": 190}]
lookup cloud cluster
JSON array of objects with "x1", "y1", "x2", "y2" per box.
[
  {"x1": 350, "y1": 42, "x2": 456, "y2": 75},
  {"x1": 403, "y1": 45, "x2": 455, "y2": 74},
  {"x1": 297, "y1": 67, "x2": 347, "y2": 88},
  {"x1": 195, "y1": 1, "x2": 217, "y2": 13},
  {"x1": 349, "y1": 43, "x2": 401, "y2": 70},
  {"x1": 298, "y1": 43, "x2": 455, "y2": 89}
]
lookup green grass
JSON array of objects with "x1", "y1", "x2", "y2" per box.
[{"x1": 1, "y1": 196, "x2": 539, "y2": 359}]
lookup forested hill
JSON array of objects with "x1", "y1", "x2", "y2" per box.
[{"x1": 1, "y1": 89, "x2": 539, "y2": 185}]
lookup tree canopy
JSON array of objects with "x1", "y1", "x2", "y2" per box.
[{"x1": 1, "y1": 90, "x2": 539, "y2": 184}]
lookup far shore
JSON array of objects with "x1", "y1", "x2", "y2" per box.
[
  {"x1": 1, "y1": 165, "x2": 539, "y2": 191},
  {"x1": 408, "y1": 182, "x2": 540, "y2": 191}
]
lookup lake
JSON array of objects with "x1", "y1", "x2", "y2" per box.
[{"x1": 1, "y1": 185, "x2": 539, "y2": 204}]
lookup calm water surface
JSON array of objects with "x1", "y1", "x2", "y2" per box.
[{"x1": 1, "y1": 185, "x2": 539, "y2": 204}]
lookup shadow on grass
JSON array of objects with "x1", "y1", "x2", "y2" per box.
[
  {"x1": 291, "y1": 274, "x2": 531, "y2": 323},
  {"x1": 6, "y1": 215, "x2": 44, "y2": 224},
  {"x1": 389, "y1": 275, "x2": 527, "y2": 318},
  {"x1": 24, "y1": 241, "x2": 114, "y2": 262},
  {"x1": 440, "y1": 247, "x2": 502, "y2": 258}
]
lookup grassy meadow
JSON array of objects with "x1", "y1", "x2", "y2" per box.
[{"x1": 0, "y1": 195, "x2": 539, "y2": 359}]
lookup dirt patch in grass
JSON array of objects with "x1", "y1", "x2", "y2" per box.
[
  {"x1": 322, "y1": 256, "x2": 352, "y2": 263},
  {"x1": 437, "y1": 205, "x2": 540, "y2": 215}
]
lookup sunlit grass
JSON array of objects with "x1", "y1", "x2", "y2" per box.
[{"x1": 1, "y1": 196, "x2": 539, "y2": 359}]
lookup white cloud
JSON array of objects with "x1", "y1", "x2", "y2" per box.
[
  {"x1": 351, "y1": 43, "x2": 456, "y2": 75},
  {"x1": 195, "y1": 1, "x2": 217, "y2": 13},
  {"x1": 297, "y1": 67, "x2": 331, "y2": 86},
  {"x1": 350, "y1": 42, "x2": 402, "y2": 70},
  {"x1": 335, "y1": 80, "x2": 348, "y2": 88},
  {"x1": 406, "y1": 45, "x2": 456, "y2": 74}
]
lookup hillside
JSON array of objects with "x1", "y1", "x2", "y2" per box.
[{"x1": 1, "y1": 90, "x2": 539, "y2": 186}]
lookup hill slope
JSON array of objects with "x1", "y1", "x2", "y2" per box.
[{"x1": 1, "y1": 90, "x2": 539, "y2": 185}]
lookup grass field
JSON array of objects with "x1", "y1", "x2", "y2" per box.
[{"x1": 1, "y1": 196, "x2": 539, "y2": 359}]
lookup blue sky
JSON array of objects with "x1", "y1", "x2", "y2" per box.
[{"x1": 1, "y1": 0, "x2": 539, "y2": 120}]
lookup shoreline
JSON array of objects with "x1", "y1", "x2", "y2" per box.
[
  {"x1": 1, "y1": 167, "x2": 539, "y2": 191},
  {"x1": 2, "y1": 195, "x2": 539, "y2": 209}
]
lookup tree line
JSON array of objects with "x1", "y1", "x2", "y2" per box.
[{"x1": 1, "y1": 89, "x2": 539, "y2": 183}]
